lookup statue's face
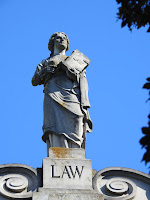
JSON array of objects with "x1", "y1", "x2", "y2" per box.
[{"x1": 54, "y1": 33, "x2": 68, "y2": 51}]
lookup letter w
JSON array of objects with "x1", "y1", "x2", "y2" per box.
[{"x1": 69, "y1": 166, "x2": 84, "y2": 178}]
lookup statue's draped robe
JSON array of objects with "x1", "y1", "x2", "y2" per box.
[{"x1": 32, "y1": 55, "x2": 92, "y2": 147}]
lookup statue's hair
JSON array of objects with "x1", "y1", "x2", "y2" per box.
[{"x1": 48, "y1": 32, "x2": 69, "y2": 56}]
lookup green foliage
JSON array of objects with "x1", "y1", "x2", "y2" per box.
[
  {"x1": 140, "y1": 78, "x2": 150, "y2": 165},
  {"x1": 116, "y1": 0, "x2": 150, "y2": 32}
]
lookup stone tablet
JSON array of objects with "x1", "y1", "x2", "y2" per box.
[{"x1": 63, "y1": 49, "x2": 91, "y2": 73}]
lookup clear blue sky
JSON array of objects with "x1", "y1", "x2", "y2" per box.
[{"x1": 0, "y1": 0, "x2": 149, "y2": 174}]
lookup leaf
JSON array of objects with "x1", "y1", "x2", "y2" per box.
[
  {"x1": 140, "y1": 137, "x2": 150, "y2": 148},
  {"x1": 116, "y1": 0, "x2": 122, "y2": 4},
  {"x1": 141, "y1": 127, "x2": 150, "y2": 134},
  {"x1": 147, "y1": 26, "x2": 150, "y2": 32},
  {"x1": 146, "y1": 77, "x2": 150, "y2": 82},
  {"x1": 142, "y1": 151, "x2": 150, "y2": 164},
  {"x1": 140, "y1": 136, "x2": 147, "y2": 147},
  {"x1": 121, "y1": 20, "x2": 127, "y2": 27},
  {"x1": 143, "y1": 83, "x2": 150, "y2": 89}
]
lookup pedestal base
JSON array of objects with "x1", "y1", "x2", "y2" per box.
[
  {"x1": 33, "y1": 188, "x2": 102, "y2": 200},
  {"x1": 43, "y1": 148, "x2": 92, "y2": 190},
  {"x1": 34, "y1": 148, "x2": 102, "y2": 200}
]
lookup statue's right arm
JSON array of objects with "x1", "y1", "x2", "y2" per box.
[
  {"x1": 32, "y1": 70, "x2": 42, "y2": 86},
  {"x1": 32, "y1": 64, "x2": 43, "y2": 86},
  {"x1": 32, "y1": 59, "x2": 48, "y2": 86}
]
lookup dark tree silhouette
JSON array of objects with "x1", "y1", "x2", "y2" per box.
[
  {"x1": 116, "y1": 0, "x2": 150, "y2": 167},
  {"x1": 116, "y1": 0, "x2": 150, "y2": 32},
  {"x1": 140, "y1": 78, "x2": 150, "y2": 165}
]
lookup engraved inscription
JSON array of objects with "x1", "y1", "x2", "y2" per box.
[
  {"x1": 51, "y1": 165, "x2": 60, "y2": 178},
  {"x1": 62, "y1": 166, "x2": 71, "y2": 178},
  {"x1": 51, "y1": 165, "x2": 84, "y2": 179},
  {"x1": 73, "y1": 57, "x2": 85, "y2": 65},
  {"x1": 69, "y1": 166, "x2": 84, "y2": 178}
]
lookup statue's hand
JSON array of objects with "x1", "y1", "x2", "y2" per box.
[
  {"x1": 39, "y1": 65, "x2": 56, "y2": 81},
  {"x1": 46, "y1": 65, "x2": 56, "y2": 73},
  {"x1": 32, "y1": 59, "x2": 57, "y2": 86}
]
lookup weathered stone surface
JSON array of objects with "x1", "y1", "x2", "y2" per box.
[
  {"x1": 33, "y1": 188, "x2": 102, "y2": 200},
  {"x1": 43, "y1": 148, "x2": 92, "y2": 190},
  {"x1": 93, "y1": 167, "x2": 150, "y2": 200},
  {"x1": 43, "y1": 157, "x2": 92, "y2": 190},
  {"x1": 0, "y1": 164, "x2": 38, "y2": 199},
  {"x1": 49, "y1": 147, "x2": 85, "y2": 159}
]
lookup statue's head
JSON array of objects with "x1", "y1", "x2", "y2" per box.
[{"x1": 48, "y1": 32, "x2": 69, "y2": 55}]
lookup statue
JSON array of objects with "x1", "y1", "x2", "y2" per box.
[{"x1": 32, "y1": 32, "x2": 92, "y2": 151}]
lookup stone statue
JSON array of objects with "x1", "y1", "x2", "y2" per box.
[{"x1": 32, "y1": 32, "x2": 92, "y2": 151}]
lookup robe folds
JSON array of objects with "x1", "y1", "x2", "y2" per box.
[{"x1": 32, "y1": 55, "x2": 92, "y2": 147}]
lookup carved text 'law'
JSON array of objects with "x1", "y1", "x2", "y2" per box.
[{"x1": 51, "y1": 165, "x2": 84, "y2": 178}]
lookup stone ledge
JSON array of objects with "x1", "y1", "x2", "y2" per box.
[
  {"x1": 49, "y1": 147, "x2": 85, "y2": 159},
  {"x1": 33, "y1": 188, "x2": 102, "y2": 200}
]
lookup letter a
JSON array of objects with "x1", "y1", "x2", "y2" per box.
[{"x1": 62, "y1": 166, "x2": 71, "y2": 178}]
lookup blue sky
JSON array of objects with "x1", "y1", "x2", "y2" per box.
[{"x1": 0, "y1": 0, "x2": 149, "y2": 174}]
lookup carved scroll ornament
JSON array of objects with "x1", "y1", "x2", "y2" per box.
[
  {"x1": 92, "y1": 167, "x2": 141, "y2": 200},
  {"x1": 0, "y1": 164, "x2": 38, "y2": 199}
]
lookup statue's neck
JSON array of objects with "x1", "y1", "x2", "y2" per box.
[{"x1": 53, "y1": 47, "x2": 66, "y2": 56}]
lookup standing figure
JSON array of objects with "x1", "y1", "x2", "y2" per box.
[{"x1": 32, "y1": 32, "x2": 92, "y2": 152}]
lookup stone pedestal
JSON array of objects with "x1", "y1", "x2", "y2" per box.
[
  {"x1": 33, "y1": 188, "x2": 102, "y2": 200},
  {"x1": 33, "y1": 148, "x2": 101, "y2": 200}
]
